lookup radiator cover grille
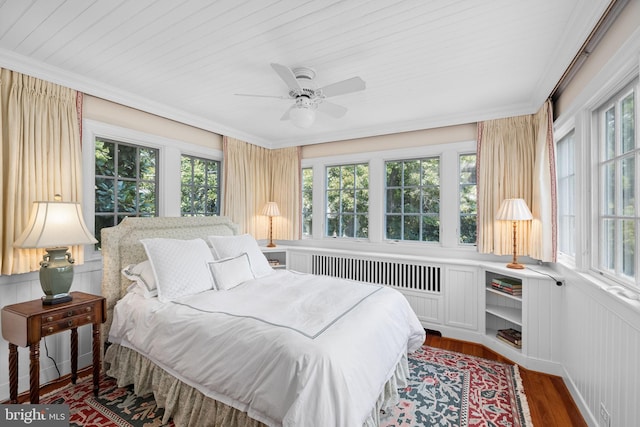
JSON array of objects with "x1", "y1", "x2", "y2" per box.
[{"x1": 311, "y1": 254, "x2": 441, "y2": 293}]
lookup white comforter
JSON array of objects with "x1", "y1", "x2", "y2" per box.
[{"x1": 109, "y1": 270, "x2": 425, "y2": 427}]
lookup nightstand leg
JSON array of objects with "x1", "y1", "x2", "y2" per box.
[
  {"x1": 8, "y1": 343, "x2": 18, "y2": 403},
  {"x1": 71, "y1": 327, "x2": 78, "y2": 384},
  {"x1": 29, "y1": 342, "x2": 40, "y2": 404},
  {"x1": 92, "y1": 323, "x2": 100, "y2": 396}
]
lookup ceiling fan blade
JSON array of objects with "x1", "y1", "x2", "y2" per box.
[
  {"x1": 317, "y1": 101, "x2": 347, "y2": 118},
  {"x1": 271, "y1": 63, "x2": 302, "y2": 93},
  {"x1": 235, "y1": 93, "x2": 290, "y2": 99},
  {"x1": 317, "y1": 76, "x2": 365, "y2": 98},
  {"x1": 280, "y1": 105, "x2": 293, "y2": 121}
]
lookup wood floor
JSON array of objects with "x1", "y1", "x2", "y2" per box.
[{"x1": 426, "y1": 333, "x2": 587, "y2": 427}]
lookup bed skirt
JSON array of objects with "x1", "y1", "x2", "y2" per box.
[{"x1": 104, "y1": 343, "x2": 407, "y2": 427}]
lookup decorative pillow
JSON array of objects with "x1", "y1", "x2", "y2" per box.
[
  {"x1": 140, "y1": 238, "x2": 215, "y2": 302},
  {"x1": 208, "y1": 253, "x2": 255, "y2": 291},
  {"x1": 208, "y1": 234, "x2": 273, "y2": 278},
  {"x1": 122, "y1": 260, "x2": 157, "y2": 298}
]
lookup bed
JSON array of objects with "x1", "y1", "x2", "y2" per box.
[{"x1": 101, "y1": 216, "x2": 425, "y2": 427}]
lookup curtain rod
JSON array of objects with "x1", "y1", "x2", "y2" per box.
[{"x1": 549, "y1": 0, "x2": 629, "y2": 102}]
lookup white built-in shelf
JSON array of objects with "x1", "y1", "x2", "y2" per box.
[
  {"x1": 485, "y1": 286, "x2": 522, "y2": 302},
  {"x1": 485, "y1": 305, "x2": 522, "y2": 326}
]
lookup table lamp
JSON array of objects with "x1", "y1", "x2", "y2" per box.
[
  {"x1": 14, "y1": 196, "x2": 98, "y2": 305},
  {"x1": 261, "y1": 202, "x2": 280, "y2": 248},
  {"x1": 495, "y1": 198, "x2": 533, "y2": 269}
]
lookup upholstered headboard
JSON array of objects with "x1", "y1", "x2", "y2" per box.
[{"x1": 100, "y1": 216, "x2": 239, "y2": 350}]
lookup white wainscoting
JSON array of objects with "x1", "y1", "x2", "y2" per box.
[{"x1": 560, "y1": 272, "x2": 640, "y2": 427}]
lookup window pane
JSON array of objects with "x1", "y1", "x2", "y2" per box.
[
  {"x1": 95, "y1": 140, "x2": 115, "y2": 177},
  {"x1": 404, "y1": 188, "x2": 420, "y2": 213},
  {"x1": 605, "y1": 107, "x2": 615, "y2": 160},
  {"x1": 622, "y1": 219, "x2": 635, "y2": 278},
  {"x1": 603, "y1": 162, "x2": 615, "y2": 215},
  {"x1": 355, "y1": 214, "x2": 368, "y2": 238},
  {"x1": 140, "y1": 148, "x2": 157, "y2": 180},
  {"x1": 597, "y1": 84, "x2": 638, "y2": 287},
  {"x1": 460, "y1": 215, "x2": 477, "y2": 244},
  {"x1": 302, "y1": 168, "x2": 313, "y2": 237},
  {"x1": 95, "y1": 178, "x2": 115, "y2": 213},
  {"x1": 387, "y1": 189, "x2": 402, "y2": 213},
  {"x1": 403, "y1": 215, "x2": 420, "y2": 241},
  {"x1": 403, "y1": 160, "x2": 420, "y2": 186},
  {"x1": 118, "y1": 181, "x2": 137, "y2": 213},
  {"x1": 384, "y1": 157, "x2": 440, "y2": 242},
  {"x1": 118, "y1": 145, "x2": 137, "y2": 178},
  {"x1": 341, "y1": 165, "x2": 355, "y2": 189},
  {"x1": 386, "y1": 215, "x2": 401, "y2": 240},
  {"x1": 622, "y1": 156, "x2": 635, "y2": 216},
  {"x1": 621, "y1": 93, "x2": 635, "y2": 154},
  {"x1": 386, "y1": 161, "x2": 402, "y2": 187},
  {"x1": 459, "y1": 153, "x2": 477, "y2": 245},
  {"x1": 325, "y1": 164, "x2": 369, "y2": 238},
  {"x1": 557, "y1": 132, "x2": 575, "y2": 257},
  {"x1": 422, "y1": 216, "x2": 440, "y2": 242},
  {"x1": 95, "y1": 138, "x2": 158, "y2": 250},
  {"x1": 181, "y1": 155, "x2": 220, "y2": 217}
]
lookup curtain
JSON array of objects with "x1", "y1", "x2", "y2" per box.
[
  {"x1": 477, "y1": 100, "x2": 556, "y2": 262},
  {"x1": 0, "y1": 69, "x2": 84, "y2": 275},
  {"x1": 223, "y1": 136, "x2": 301, "y2": 240}
]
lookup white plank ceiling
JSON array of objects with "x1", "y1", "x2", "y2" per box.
[{"x1": 0, "y1": 0, "x2": 612, "y2": 148}]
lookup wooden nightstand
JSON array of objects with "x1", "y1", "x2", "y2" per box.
[{"x1": 1, "y1": 291, "x2": 106, "y2": 404}]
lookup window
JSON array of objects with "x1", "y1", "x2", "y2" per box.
[
  {"x1": 326, "y1": 163, "x2": 369, "y2": 238},
  {"x1": 557, "y1": 131, "x2": 575, "y2": 257},
  {"x1": 181, "y1": 155, "x2": 220, "y2": 216},
  {"x1": 459, "y1": 154, "x2": 477, "y2": 244},
  {"x1": 302, "y1": 167, "x2": 313, "y2": 237},
  {"x1": 94, "y1": 138, "x2": 158, "y2": 248},
  {"x1": 385, "y1": 157, "x2": 440, "y2": 242},
  {"x1": 598, "y1": 82, "x2": 637, "y2": 285}
]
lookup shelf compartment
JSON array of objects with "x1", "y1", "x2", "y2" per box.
[
  {"x1": 486, "y1": 304, "x2": 522, "y2": 326},
  {"x1": 486, "y1": 286, "x2": 522, "y2": 302}
]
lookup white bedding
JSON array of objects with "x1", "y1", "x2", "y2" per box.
[{"x1": 109, "y1": 269, "x2": 425, "y2": 427}]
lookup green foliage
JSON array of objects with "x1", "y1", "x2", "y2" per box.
[
  {"x1": 325, "y1": 164, "x2": 369, "y2": 238},
  {"x1": 180, "y1": 155, "x2": 220, "y2": 216},
  {"x1": 94, "y1": 139, "x2": 158, "y2": 249},
  {"x1": 302, "y1": 168, "x2": 313, "y2": 236},
  {"x1": 384, "y1": 157, "x2": 440, "y2": 242}
]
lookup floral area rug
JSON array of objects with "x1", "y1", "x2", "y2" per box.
[
  {"x1": 380, "y1": 346, "x2": 533, "y2": 427},
  {"x1": 39, "y1": 345, "x2": 531, "y2": 427},
  {"x1": 40, "y1": 375, "x2": 174, "y2": 427}
]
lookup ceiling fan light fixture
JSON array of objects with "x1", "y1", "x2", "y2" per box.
[{"x1": 290, "y1": 105, "x2": 315, "y2": 128}]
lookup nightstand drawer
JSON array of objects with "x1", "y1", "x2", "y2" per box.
[
  {"x1": 41, "y1": 303, "x2": 95, "y2": 324},
  {"x1": 41, "y1": 313, "x2": 95, "y2": 337}
]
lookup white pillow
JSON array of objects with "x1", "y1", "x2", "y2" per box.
[
  {"x1": 208, "y1": 253, "x2": 255, "y2": 290},
  {"x1": 140, "y1": 238, "x2": 215, "y2": 302},
  {"x1": 208, "y1": 234, "x2": 273, "y2": 278},
  {"x1": 122, "y1": 260, "x2": 157, "y2": 298}
]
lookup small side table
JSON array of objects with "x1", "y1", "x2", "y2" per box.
[{"x1": 1, "y1": 291, "x2": 106, "y2": 403}]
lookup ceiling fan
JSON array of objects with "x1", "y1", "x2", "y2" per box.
[{"x1": 236, "y1": 63, "x2": 366, "y2": 128}]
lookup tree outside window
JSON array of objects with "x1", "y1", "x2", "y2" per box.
[
  {"x1": 459, "y1": 154, "x2": 477, "y2": 245},
  {"x1": 181, "y1": 155, "x2": 220, "y2": 216},
  {"x1": 385, "y1": 158, "x2": 440, "y2": 242},
  {"x1": 326, "y1": 163, "x2": 369, "y2": 238},
  {"x1": 94, "y1": 138, "x2": 158, "y2": 249},
  {"x1": 302, "y1": 167, "x2": 313, "y2": 237}
]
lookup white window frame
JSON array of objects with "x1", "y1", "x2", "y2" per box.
[
  {"x1": 593, "y1": 80, "x2": 639, "y2": 287},
  {"x1": 301, "y1": 140, "x2": 476, "y2": 251},
  {"x1": 82, "y1": 119, "x2": 222, "y2": 260},
  {"x1": 556, "y1": 128, "x2": 577, "y2": 262}
]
